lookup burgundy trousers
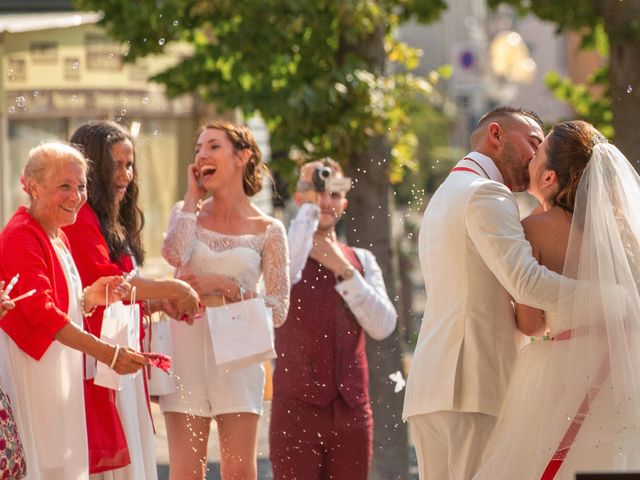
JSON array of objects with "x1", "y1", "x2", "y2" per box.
[{"x1": 269, "y1": 395, "x2": 373, "y2": 480}]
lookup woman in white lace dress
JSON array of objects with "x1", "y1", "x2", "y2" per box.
[
  {"x1": 160, "y1": 120, "x2": 290, "y2": 479},
  {"x1": 475, "y1": 121, "x2": 640, "y2": 479}
]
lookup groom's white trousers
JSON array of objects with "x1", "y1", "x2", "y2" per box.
[{"x1": 408, "y1": 411, "x2": 496, "y2": 480}]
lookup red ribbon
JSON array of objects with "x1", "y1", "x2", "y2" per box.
[{"x1": 540, "y1": 341, "x2": 611, "y2": 479}]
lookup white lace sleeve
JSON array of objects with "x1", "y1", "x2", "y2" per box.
[
  {"x1": 161, "y1": 201, "x2": 198, "y2": 267},
  {"x1": 261, "y1": 220, "x2": 290, "y2": 327}
]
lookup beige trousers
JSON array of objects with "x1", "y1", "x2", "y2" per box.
[{"x1": 408, "y1": 411, "x2": 496, "y2": 480}]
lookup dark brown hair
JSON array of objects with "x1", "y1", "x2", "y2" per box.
[
  {"x1": 202, "y1": 120, "x2": 265, "y2": 197},
  {"x1": 546, "y1": 120, "x2": 607, "y2": 213},
  {"x1": 70, "y1": 121, "x2": 145, "y2": 264},
  {"x1": 471, "y1": 106, "x2": 544, "y2": 145}
]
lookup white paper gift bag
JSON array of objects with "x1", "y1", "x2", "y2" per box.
[
  {"x1": 145, "y1": 315, "x2": 176, "y2": 396},
  {"x1": 206, "y1": 296, "x2": 276, "y2": 372},
  {"x1": 94, "y1": 288, "x2": 140, "y2": 391}
]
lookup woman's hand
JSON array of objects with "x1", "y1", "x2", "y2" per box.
[
  {"x1": 183, "y1": 164, "x2": 207, "y2": 212},
  {"x1": 0, "y1": 298, "x2": 14, "y2": 318},
  {"x1": 178, "y1": 271, "x2": 234, "y2": 299},
  {"x1": 108, "y1": 345, "x2": 149, "y2": 375},
  {"x1": 154, "y1": 298, "x2": 179, "y2": 318},
  {"x1": 166, "y1": 278, "x2": 200, "y2": 317},
  {"x1": 0, "y1": 281, "x2": 15, "y2": 317},
  {"x1": 84, "y1": 275, "x2": 132, "y2": 312}
]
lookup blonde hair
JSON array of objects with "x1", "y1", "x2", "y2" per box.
[{"x1": 22, "y1": 142, "x2": 88, "y2": 197}]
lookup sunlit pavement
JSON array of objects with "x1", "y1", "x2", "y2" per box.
[{"x1": 153, "y1": 401, "x2": 419, "y2": 479}]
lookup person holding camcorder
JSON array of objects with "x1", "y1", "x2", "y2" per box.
[{"x1": 269, "y1": 158, "x2": 397, "y2": 480}]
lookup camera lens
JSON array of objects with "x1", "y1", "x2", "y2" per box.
[{"x1": 312, "y1": 166, "x2": 332, "y2": 192}]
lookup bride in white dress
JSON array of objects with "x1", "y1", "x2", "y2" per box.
[
  {"x1": 159, "y1": 120, "x2": 290, "y2": 480},
  {"x1": 475, "y1": 120, "x2": 640, "y2": 479}
]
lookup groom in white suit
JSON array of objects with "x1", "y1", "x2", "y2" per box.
[{"x1": 404, "y1": 107, "x2": 568, "y2": 479}]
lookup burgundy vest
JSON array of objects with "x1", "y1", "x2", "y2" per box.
[{"x1": 273, "y1": 243, "x2": 369, "y2": 408}]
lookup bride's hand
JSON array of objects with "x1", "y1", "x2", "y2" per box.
[
  {"x1": 185, "y1": 164, "x2": 207, "y2": 206},
  {"x1": 178, "y1": 272, "x2": 239, "y2": 300}
]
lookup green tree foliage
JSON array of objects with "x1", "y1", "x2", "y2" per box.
[
  {"x1": 489, "y1": 0, "x2": 640, "y2": 165},
  {"x1": 542, "y1": 23, "x2": 613, "y2": 137},
  {"x1": 76, "y1": 0, "x2": 447, "y2": 185}
]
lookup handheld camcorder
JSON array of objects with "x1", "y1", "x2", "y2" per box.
[{"x1": 312, "y1": 166, "x2": 352, "y2": 193}]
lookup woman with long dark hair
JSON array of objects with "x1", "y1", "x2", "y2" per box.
[{"x1": 64, "y1": 120, "x2": 200, "y2": 479}]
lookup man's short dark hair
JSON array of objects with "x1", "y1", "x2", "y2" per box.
[
  {"x1": 469, "y1": 106, "x2": 543, "y2": 147},
  {"x1": 475, "y1": 106, "x2": 543, "y2": 132}
]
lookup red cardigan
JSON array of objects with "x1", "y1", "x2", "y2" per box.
[{"x1": 0, "y1": 207, "x2": 71, "y2": 360}]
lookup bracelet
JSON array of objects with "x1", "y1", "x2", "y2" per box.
[
  {"x1": 80, "y1": 286, "x2": 98, "y2": 317},
  {"x1": 108, "y1": 344, "x2": 120, "y2": 370}
]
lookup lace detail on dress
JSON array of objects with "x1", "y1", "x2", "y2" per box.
[
  {"x1": 162, "y1": 201, "x2": 290, "y2": 327},
  {"x1": 260, "y1": 220, "x2": 290, "y2": 327}
]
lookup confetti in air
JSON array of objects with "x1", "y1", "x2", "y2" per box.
[{"x1": 389, "y1": 370, "x2": 406, "y2": 393}]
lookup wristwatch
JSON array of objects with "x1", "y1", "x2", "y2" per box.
[{"x1": 336, "y1": 265, "x2": 355, "y2": 282}]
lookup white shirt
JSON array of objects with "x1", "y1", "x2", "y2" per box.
[{"x1": 287, "y1": 203, "x2": 397, "y2": 340}]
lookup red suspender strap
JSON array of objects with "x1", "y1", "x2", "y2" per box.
[
  {"x1": 451, "y1": 166, "x2": 481, "y2": 175},
  {"x1": 539, "y1": 353, "x2": 611, "y2": 479}
]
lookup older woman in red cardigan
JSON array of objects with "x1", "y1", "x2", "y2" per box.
[{"x1": 0, "y1": 143, "x2": 147, "y2": 480}]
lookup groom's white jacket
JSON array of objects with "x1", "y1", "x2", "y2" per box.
[{"x1": 403, "y1": 152, "x2": 566, "y2": 419}]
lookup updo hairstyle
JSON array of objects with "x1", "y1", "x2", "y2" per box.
[
  {"x1": 202, "y1": 120, "x2": 265, "y2": 197},
  {"x1": 545, "y1": 120, "x2": 607, "y2": 213}
]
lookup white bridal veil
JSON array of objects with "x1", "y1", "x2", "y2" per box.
[{"x1": 476, "y1": 143, "x2": 640, "y2": 479}]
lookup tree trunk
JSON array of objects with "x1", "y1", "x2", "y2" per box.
[
  {"x1": 601, "y1": 0, "x2": 640, "y2": 169},
  {"x1": 345, "y1": 136, "x2": 409, "y2": 480},
  {"x1": 338, "y1": 9, "x2": 408, "y2": 479}
]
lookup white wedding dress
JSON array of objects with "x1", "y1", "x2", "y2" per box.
[
  {"x1": 475, "y1": 311, "x2": 640, "y2": 479},
  {"x1": 475, "y1": 143, "x2": 640, "y2": 479}
]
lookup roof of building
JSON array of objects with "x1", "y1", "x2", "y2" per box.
[
  {"x1": 0, "y1": 0, "x2": 74, "y2": 12},
  {"x1": 0, "y1": 11, "x2": 101, "y2": 33}
]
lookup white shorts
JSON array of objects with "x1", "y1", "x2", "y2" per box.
[{"x1": 158, "y1": 314, "x2": 265, "y2": 418}]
